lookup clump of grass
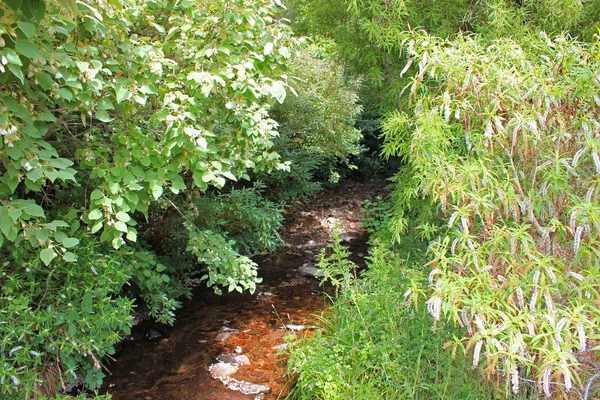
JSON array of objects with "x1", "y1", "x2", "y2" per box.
[{"x1": 287, "y1": 235, "x2": 533, "y2": 399}]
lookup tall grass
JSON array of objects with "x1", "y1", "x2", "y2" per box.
[{"x1": 287, "y1": 237, "x2": 533, "y2": 399}]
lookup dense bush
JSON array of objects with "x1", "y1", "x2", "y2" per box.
[
  {"x1": 289, "y1": 0, "x2": 600, "y2": 397},
  {"x1": 384, "y1": 34, "x2": 600, "y2": 396},
  {"x1": 288, "y1": 235, "x2": 521, "y2": 399},
  {"x1": 261, "y1": 38, "x2": 363, "y2": 201},
  {"x1": 0, "y1": 0, "x2": 294, "y2": 395}
]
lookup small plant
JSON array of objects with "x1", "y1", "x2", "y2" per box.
[{"x1": 317, "y1": 227, "x2": 356, "y2": 290}]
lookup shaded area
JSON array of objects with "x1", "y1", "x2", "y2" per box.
[{"x1": 102, "y1": 180, "x2": 386, "y2": 399}]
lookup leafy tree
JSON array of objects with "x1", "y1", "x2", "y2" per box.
[
  {"x1": 259, "y1": 38, "x2": 363, "y2": 201},
  {"x1": 0, "y1": 0, "x2": 294, "y2": 395}
]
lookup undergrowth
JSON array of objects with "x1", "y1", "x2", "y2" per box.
[{"x1": 287, "y1": 233, "x2": 534, "y2": 399}]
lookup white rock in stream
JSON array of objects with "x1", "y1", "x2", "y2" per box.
[
  {"x1": 217, "y1": 354, "x2": 250, "y2": 365},
  {"x1": 225, "y1": 379, "x2": 271, "y2": 395},
  {"x1": 209, "y1": 362, "x2": 238, "y2": 379}
]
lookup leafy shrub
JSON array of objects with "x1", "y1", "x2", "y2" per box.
[
  {"x1": 0, "y1": 231, "x2": 187, "y2": 396},
  {"x1": 383, "y1": 34, "x2": 600, "y2": 396},
  {"x1": 0, "y1": 0, "x2": 294, "y2": 396},
  {"x1": 191, "y1": 183, "x2": 285, "y2": 255},
  {"x1": 288, "y1": 238, "x2": 522, "y2": 399},
  {"x1": 262, "y1": 37, "x2": 363, "y2": 201}
]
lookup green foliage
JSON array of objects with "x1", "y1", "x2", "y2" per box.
[
  {"x1": 257, "y1": 144, "x2": 324, "y2": 203},
  {"x1": 272, "y1": 38, "x2": 363, "y2": 162},
  {"x1": 288, "y1": 240, "x2": 523, "y2": 399},
  {"x1": 192, "y1": 183, "x2": 285, "y2": 255},
  {"x1": 383, "y1": 33, "x2": 600, "y2": 396},
  {"x1": 0, "y1": 0, "x2": 295, "y2": 395},
  {"x1": 261, "y1": 37, "x2": 363, "y2": 201},
  {"x1": 1, "y1": 232, "x2": 130, "y2": 395}
]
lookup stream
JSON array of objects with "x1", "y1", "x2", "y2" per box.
[{"x1": 101, "y1": 180, "x2": 385, "y2": 400}]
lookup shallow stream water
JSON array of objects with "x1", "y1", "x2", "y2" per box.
[{"x1": 101, "y1": 181, "x2": 386, "y2": 400}]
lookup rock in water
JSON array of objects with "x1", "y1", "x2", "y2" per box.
[
  {"x1": 297, "y1": 264, "x2": 324, "y2": 279},
  {"x1": 209, "y1": 362, "x2": 239, "y2": 379},
  {"x1": 145, "y1": 328, "x2": 162, "y2": 341},
  {"x1": 217, "y1": 354, "x2": 250, "y2": 365}
]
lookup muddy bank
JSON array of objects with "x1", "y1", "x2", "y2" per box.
[{"x1": 102, "y1": 180, "x2": 387, "y2": 400}]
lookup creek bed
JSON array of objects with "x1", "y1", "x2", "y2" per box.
[{"x1": 101, "y1": 181, "x2": 384, "y2": 400}]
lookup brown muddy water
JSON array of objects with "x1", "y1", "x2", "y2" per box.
[{"x1": 101, "y1": 181, "x2": 386, "y2": 400}]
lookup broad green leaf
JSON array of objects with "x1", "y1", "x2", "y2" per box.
[
  {"x1": 88, "y1": 209, "x2": 103, "y2": 220},
  {"x1": 22, "y1": 202, "x2": 45, "y2": 218},
  {"x1": 40, "y1": 248, "x2": 57, "y2": 266},
  {"x1": 15, "y1": 40, "x2": 46, "y2": 59},
  {"x1": 8, "y1": 208, "x2": 22, "y2": 222},
  {"x1": 90, "y1": 221, "x2": 103, "y2": 233},
  {"x1": 115, "y1": 84, "x2": 129, "y2": 103},
  {"x1": 63, "y1": 252, "x2": 77, "y2": 262},
  {"x1": 7, "y1": 64, "x2": 24, "y2": 84},
  {"x1": 56, "y1": 88, "x2": 73, "y2": 101},
  {"x1": 115, "y1": 211, "x2": 130, "y2": 222},
  {"x1": 27, "y1": 168, "x2": 44, "y2": 182},
  {"x1": 96, "y1": 110, "x2": 112, "y2": 122},
  {"x1": 114, "y1": 221, "x2": 128, "y2": 233},
  {"x1": 270, "y1": 82, "x2": 286, "y2": 104},
  {"x1": 16, "y1": 22, "x2": 36, "y2": 38},
  {"x1": 61, "y1": 237, "x2": 79, "y2": 248},
  {"x1": 0, "y1": 207, "x2": 13, "y2": 237}
]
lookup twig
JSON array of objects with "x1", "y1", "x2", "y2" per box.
[{"x1": 583, "y1": 372, "x2": 600, "y2": 400}]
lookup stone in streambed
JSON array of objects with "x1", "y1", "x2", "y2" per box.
[
  {"x1": 217, "y1": 354, "x2": 250, "y2": 365},
  {"x1": 209, "y1": 362, "x2": 238, "y2": 379},
  {"x1": 297, "y1": 263, "x2": 324, "y2": 279}
]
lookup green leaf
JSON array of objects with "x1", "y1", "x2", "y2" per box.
[
  {"x1": 27, "y1": 168, "x2": 44, "y2": 182},
  {"x1": 125, "y1": 229, "x2": 137, "y2": 241},
  {"x1": 56, "y1": 88, "x2": 73, "y2": 101},
  {"x1": 0, "y1": 207, "x2": 13, "y2": 237},
  {"x1": 25, "y1": 0, "x2": 46, "y2": 22},
  {"x1": 3, "y1": 0, "x2": 23, "y2": 12},
  {"x1": 115, "y1": 83, "x2": 129, "y2": 103},
  {"x1": 7, "y1": 64, "x2": 24, "y2": 84},
  {"x1": 90, "y1": 189, "x2": 104, "y2": 200},
  {"x1": 34, "y1": 72, "x2": 52, "y2": 90},
  {"x1": 15, "y1": 40, "x2": 46, "y2": 60},
  {"x1": 22, "y1": 202, "x2": 45, "y2": 218},
  {"x1": 40, "y1": 248, "x2": 57, "y2": 266},
  {"x1": 202, "y1": 171, "x2": 214, "y2": 183},
  {"x1": 63, "y1": 252, "x2": 77, "y2": 262},
  {"x1": 2, "y1": 96, "x2": 28, "y2": 118},
  {"x1": 215, "y1": 176, "x2": 226, "y2": 187},
  {"x1": 61, "y1": 237, "x2": 79, "y2": 248},
  {"x1": 8, "y1": 208, "x2": 22, "y2": 222},
  {"x1": 270, "y1": 82, "x2": 286, "y2": 104},
  {"x1": 3, "y1": 49, "x2": 22, "y2": 66},
  {"x1": 88, "y1": 209, "x2": 103, "y2": 220},
  {"x1": 114, "y1": 221, "x2": 128, "y2": 233},
  {"x1": 16, "y1": 22, "x2": 36, "y2": 38},
  {"x1": 90, "y1": 221, "x2": 103, "y2": 233},
  {"x1": 95, "y1": 110, "x2": 112, "y2": 122},
  {"x1": 115, "y1": 211, "x2": 130, "y2": 222}
]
